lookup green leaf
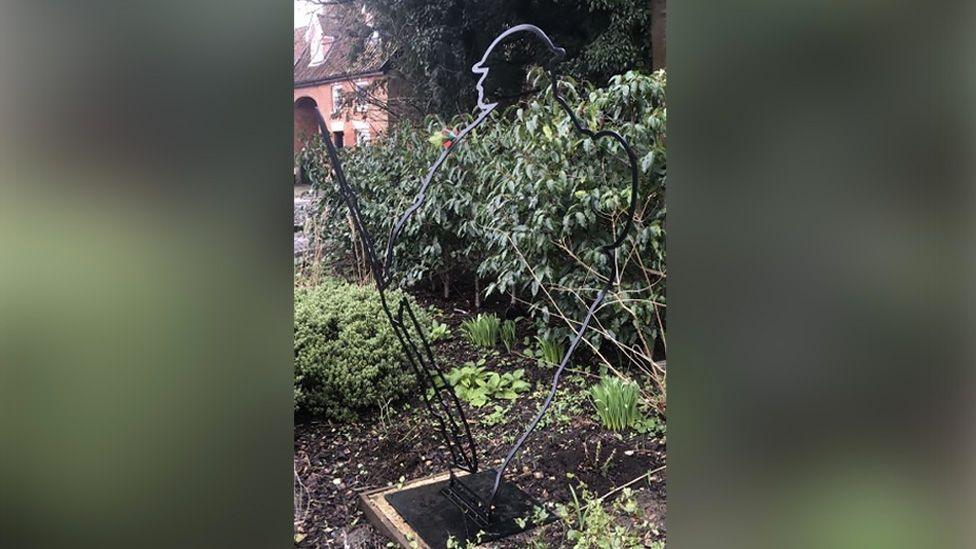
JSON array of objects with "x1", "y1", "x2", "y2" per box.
[
  {"x1": 468, "y1": 390, "x2": 489, "y2": 407},
  {"x1": 510, "y1": 380, "x2": 531, "y2": 392}
]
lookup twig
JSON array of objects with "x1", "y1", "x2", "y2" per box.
[
  {"x1": 293, "y1": 458, "x2": 313, "y2": 530},
  {"x1": 594, "y1": 464, "x2": 666, "y2": 505}
]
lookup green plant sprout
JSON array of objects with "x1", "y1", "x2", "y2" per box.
[
  {"x1": 432, "y1": 359, "x2": 531, "y2": 407},
  {"x1": 536, "y1": 336, "x2": 566, "y2": 366},
  {"x1": 428, "y1": 320, "x2": 451, "y2": 342},
  {"x1": 461, "y1": 313, "x2": 501, "y2": 349},
  {"x1": 500, "y1": 318, "x2": 518, "y2": 351},
  {"x1": 556, "y1": 483, "x2": 647, "y2": 548},
  {"x1": 589, "y1": 375, "x2": 642, "y2": 431},
  {"x1": 481, "y1": 404, "x2": 510, "y2": 427}
]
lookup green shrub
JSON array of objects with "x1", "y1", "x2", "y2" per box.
[
  {"x1": 298, "y1": 65, "x2": 667, "y2": 540},
  {"x1": 304, "y1": 70, "x2": 666, "y2": 379},
  {"x1": 294, "y1": 279, "x2": 429, "y2": 420},
  {"x1": 460, "y1": 313, "x2": 501, "y2": 349},
  {"x1": 590, "y1": 375, "x2": 641, "y2": 431}
]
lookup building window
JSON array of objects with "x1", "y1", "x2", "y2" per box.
[
  {"x1": 355, "y1": 81, "x2": 369, "y2": 113},
  {"x1": 331, "y1": 85, "x2": 343, "y2": 114},
  {"x1": 355, "y1": 128, "x2": 371, "y2": 146},
  {"x1": 333, "y1": 131, "x2": 344, "y2": 148},
  {"x1": 310, "y1": 35, "x2": 335, "y2": 67}
]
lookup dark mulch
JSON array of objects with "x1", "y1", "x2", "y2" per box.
[{"x1": 294, "y1": 290, "x2": 666, "y2": 548}]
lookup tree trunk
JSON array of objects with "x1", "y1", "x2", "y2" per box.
[
  {"x1": 442, "y1": 271, "x2": 450, "y2": 299},
  {"x1": 651, "y1": 0, "x2": 667, "y2": 70},
  {"x1": 474, "y1": 276, "x2": 481, "y2": 309}
]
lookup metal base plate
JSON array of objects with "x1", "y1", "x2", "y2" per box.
[{"x1": 382, "y1": 470, "x2": 549, "y2": 549}]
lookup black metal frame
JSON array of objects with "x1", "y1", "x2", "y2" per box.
[{"x1": 309, "y1": 23, "x2": 640, "y2": 527}]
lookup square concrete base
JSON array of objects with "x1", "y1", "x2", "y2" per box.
[{"x1": 358, "y1": 470, "x2": 548, "y2": 549}]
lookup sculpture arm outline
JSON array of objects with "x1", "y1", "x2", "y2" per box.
[{"x1": 481, "y1": 25, "x2": 642, "y2": 516}]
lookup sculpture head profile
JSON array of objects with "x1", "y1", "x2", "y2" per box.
[{"x1": 470, "y1": 24, "x2": 566, "y2": 112}]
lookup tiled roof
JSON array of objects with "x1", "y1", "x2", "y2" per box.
[
  {"x1": 294, "y1": 27, "x2": 305, "y2": 66},
  {"x1": 294, "y1": 13, "x2": 389, "y2": 87}
]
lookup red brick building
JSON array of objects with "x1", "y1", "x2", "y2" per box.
[{"x1": 294, "y1": 12, "x2": 392, "y2": 156}]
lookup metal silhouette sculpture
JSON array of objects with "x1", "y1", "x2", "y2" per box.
[{"x1": 310, "y1": 24, "x2": 640, "y2": 529}]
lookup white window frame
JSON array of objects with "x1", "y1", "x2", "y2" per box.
[
  {"x1": 331, "y1": 84, "x2": 343, "y2": 114},
  {"x1": 355, "y1": 127, "x2": 371, "y2": 146},
  {"x1": 354, "y1": 81, "x2": 369, "y2": 113}
]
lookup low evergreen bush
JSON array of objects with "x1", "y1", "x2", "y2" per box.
[{"x1": 294, "y1": 278, "x2": 429, "y2": 420}]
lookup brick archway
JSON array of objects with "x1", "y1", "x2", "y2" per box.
[{"x1": 294, "y1": 97, "x2": 319, "y2": 156}]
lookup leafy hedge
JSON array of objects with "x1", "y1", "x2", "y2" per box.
[
  {"x1": 293, "y1": 278, "x2": 428, "y2": 420},
  {"x1": 304, "y1": 69, "x2": 666, "y2": 376}
]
